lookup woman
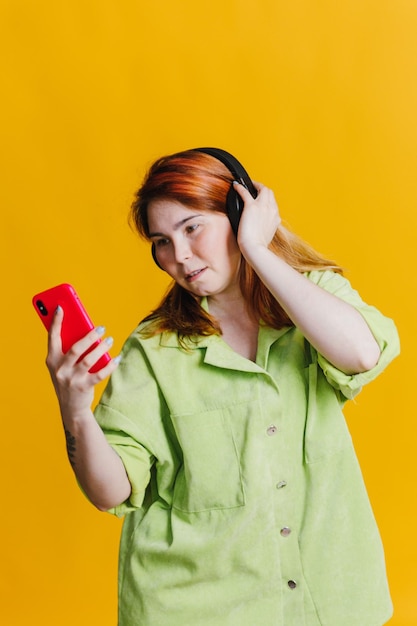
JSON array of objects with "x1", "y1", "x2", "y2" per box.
[{"x1": 46, "y1": 148, "x2": 399, "y2": 625}]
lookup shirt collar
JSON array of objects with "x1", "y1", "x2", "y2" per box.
[{"x1": 158, "y1": 296, "x2": 292, "y2": 373}]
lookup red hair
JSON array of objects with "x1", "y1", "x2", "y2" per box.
[{"x1": 130, "y1": 149, "x2": 342, "y2": 339}]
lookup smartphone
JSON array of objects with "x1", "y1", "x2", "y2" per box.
[{"x1": 32, "y1": 283, "x2": 112, "y2": 373}]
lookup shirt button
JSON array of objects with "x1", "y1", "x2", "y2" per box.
[
  {"x1": 276, "y1": 480, "x2": 287, "y2": 489},
  {"x1": 288, "y1": 580, "x2": 297, "y2": 589},
  {"x1": 266, "y1": 425, "x2": 278, "y2": 436},
  {"x1": 280, "y1": 527, "x2": 292, "y2": 537}
]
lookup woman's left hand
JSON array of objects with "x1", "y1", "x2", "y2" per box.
[{"x1": 233, "y1": 181, "x2": 281, "y2": 253}]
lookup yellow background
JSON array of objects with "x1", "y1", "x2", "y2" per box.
[{"x1": 1, "y1": 1, "x2": 416, "y2": 624}]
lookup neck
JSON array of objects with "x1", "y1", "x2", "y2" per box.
[
  {"x1": 207, "y1": 291, "x2": 257, "y2": 326},
  {"x1": 206, "y1": 293, "x2": 259, "y2": 362}
]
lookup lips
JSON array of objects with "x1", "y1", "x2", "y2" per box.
[{"x1": 185, "y1": 268, "x2": 207, "y2": 282}]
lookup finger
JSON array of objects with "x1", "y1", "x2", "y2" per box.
[
  {"x1": 48, "y1": 305, "x2": 64, "y2": 354},
  {"x1": 87, "y1": 354, "x2": 122, "y2": 384},
  {"x1": 232, "y1": 180, "x2": 254, "y2": 201},
  {"x1": 64, "y1": 326, "x2": 107, "y2": 366},
  {"x1": 233, "y1": 180, "x2": 265, "y2": 201},
  {"x1": 75, "y1": 334, "x2": 114, "y2": 372}
]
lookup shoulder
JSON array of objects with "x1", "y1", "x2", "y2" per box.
[
  {"x1": 121, "y1": 322, "x2": 162, "y2": 352},
  {"x1": 305, "y1": 269, "x2": 347, "y2": 289},
  {"x1": 305, "y1": 270, "x2": 366, "y2": 305},
  {"x1": 121, "y1": 322, "x2": 210, "y2": 357}
]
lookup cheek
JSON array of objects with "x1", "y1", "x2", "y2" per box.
[
  {"x1": 204, "y1": 232, "x2": 230, "y2": 262},
  {"x1": 211, "y1": 231, "x2": 241, "y2": 275},
  {"x1": 153, "y1": 246, "x2": 177, "y2": 275}
]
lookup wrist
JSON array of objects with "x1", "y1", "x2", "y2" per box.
[
  {"x1": 60, "y1": 406, "x2": 95, "y2": 429},
  {"x1": 239, "y1": 241, "x2": 273, "y2": 266}
]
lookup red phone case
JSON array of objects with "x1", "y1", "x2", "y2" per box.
[{"x1": 32, "y1": 283, "x2": 111, "y2": 373}]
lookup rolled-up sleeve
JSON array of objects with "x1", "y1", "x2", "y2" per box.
[
  {"x1": 93, "y1": 334, "x2": 165, "y2": 517},
  {"x1": 307, "y1": 270, "x2": 400, "y2": 400},
  {"x1": 94, "y1": 404, "x2": 154, "y2": 516}
]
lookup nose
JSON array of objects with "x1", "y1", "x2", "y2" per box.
[{"x1": 173, "y1": 239, "x2": 192, "y2": 264}]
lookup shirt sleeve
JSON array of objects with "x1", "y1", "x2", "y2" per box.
[
  {"x1": 93, "y1": 332, "x2": 165, "y2": 517},
  {"x1": 306, "y1": 270, "x2": 400, "y2": 400}
]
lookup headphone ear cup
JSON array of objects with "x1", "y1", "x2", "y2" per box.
[
  {"x1": 226, "y1": 186, "x2": 244, "y2": 236},
  {"x1": 151, "y1": 243, "x2": 164, "y2": 269}
]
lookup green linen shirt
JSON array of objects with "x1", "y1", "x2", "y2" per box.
[{"x1": 94, "y1": 270, "x2": 400, "y2": 626}]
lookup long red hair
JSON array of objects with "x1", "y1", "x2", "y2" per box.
[{"x1": 130, "y1": 149, "x2": 342, "y2": 339}]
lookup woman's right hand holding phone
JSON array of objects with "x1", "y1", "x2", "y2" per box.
[{"x1": 46, "y1": 305, "x2": 120, "y2": 419}]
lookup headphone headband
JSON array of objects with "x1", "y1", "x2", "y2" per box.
[{"x1": 192, "y1": 147, "x2": 257, "y2": 197}]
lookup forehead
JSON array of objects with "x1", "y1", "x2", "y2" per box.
[
  {"x1": 148, "y1": 198, "x2": 193, "y2": 216},
  {"x1": 147, "y1": 199, "x2": 199, "y2": 229}
]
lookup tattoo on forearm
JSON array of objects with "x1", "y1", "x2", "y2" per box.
[{"x1": 65, "y1": 429, "x2": 76, "y2": 467}]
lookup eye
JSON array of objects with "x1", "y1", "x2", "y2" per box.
[
  {"x1": 185, "y1": 223, "x2": 199, "y2": 235},
  {"x1": 155, "y1": 237, "x2": 170, "y2": 247}
]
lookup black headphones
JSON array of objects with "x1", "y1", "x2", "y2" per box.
[{"x1": 151, "y1": 147, "x2": 257, "y2": 268}]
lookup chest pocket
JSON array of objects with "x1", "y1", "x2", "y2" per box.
[{"x1": 170, "y1": 406, "x2": 245, "y2": 513}]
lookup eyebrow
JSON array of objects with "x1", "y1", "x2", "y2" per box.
[{"x1": 148, "y1": 214, "x2": 203, "y2": 238}]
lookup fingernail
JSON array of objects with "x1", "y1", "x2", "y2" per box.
[
  {"x1": 96, "y1": 326, "x2": 105, "y2": 336},
  {"x1": 104, "y1": 336, "x2": 114, "y2": 346},
  {"x1": 232, "y1": 180, "x2": 240, "y2": 186},
  {"x1": 55, "y1": 305, "x2": 63, "y2": 313},
  {"x1": 113, "y1": 355, "x2": 122, "y2": 365}
]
